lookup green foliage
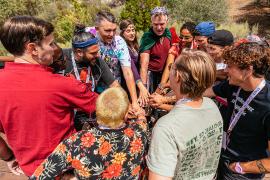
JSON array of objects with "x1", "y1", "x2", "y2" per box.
[
  {"x1": 0, "y1": 0, "x2": 110, "y2": 45},
  {"x1": 0, "y1": 0, "x2": 50, "y2": 25},
  {"x1": 52, "y1": 0, "x2": 109, "y2": 44},
  {"x1": 120, "y1": 0, "x2": 160, "y2": 31},
  {"x1": 162, "y1": 0, "x2": 228, "y2": 25},
  {"x1": 218, "y1": 21, "x2": 258, "y2": 39}
]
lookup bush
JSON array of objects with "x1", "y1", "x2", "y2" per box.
[
  {"x1": 0, "y1": 0, "x2": 50, "y2": 25},
  {"x1": 162, "y1": 0, "x2": 228, "y2": 25},
  {"x1": 218, "y1": 21, "x2": 259, "y2": 40},
  {"x1": 53, "y1": 0, "x2": 109, "y2": 44},
  {"x1": 120, "y1": 0, "x2": 160, "y2": 31}
]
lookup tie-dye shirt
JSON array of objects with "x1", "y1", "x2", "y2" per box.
[{"x1": 98, "y1": 35, "x2": 131, "y2": 85}]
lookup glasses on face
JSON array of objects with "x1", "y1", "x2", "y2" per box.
[{"x1": 179, "y1": 35, "x2": 193, "y2": 40}]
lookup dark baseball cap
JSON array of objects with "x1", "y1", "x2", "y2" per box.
[{"x1": 208, "y1": 30, "x2": 234, "y2": 47}]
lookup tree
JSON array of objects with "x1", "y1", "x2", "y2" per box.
[
  {"x1": 53, "y1": 0, "x2": 109, "y2": 44},
  {"x1": 0, "y1": 0, "x2": 50, "y2": 25},
  {"x1": 162, "y1": 0, "x2": 228, "y2": 25},
  {"x1": 120, "y1": 0, "x2": 160, "y2": 31}
]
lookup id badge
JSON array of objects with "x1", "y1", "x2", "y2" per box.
[{"x1": 222, "y1": 131, "x2": 227, "y2": 150}]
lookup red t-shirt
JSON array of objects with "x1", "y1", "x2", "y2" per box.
[
  {"x1": 143, "y1": 37, "x2": 171, "y2": 72},
  {"x1": 0, "y1": 62, "x2": 98, "y2": 176}
]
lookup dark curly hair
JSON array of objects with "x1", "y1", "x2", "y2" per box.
[
  {"x1": 223, "y1": 42, "x2": 270, "y2": 77},
  {"x1": 180, "y1": 22, "x2": 197, "y2": 37}
]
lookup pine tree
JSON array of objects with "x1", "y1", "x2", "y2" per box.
[{"x1": 120, "y1": 0, "x2": 160, "y2": 31}]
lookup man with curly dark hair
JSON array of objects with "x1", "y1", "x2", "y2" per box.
[{"x1": 205, "y1": 42, "x2": 270, "y2": 179}]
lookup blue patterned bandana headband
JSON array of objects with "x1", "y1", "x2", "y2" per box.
[
  {"x1": 151, "y1": 7, "x2": 168, "y2": 16},
  {"x1": 72, "y1": 38, "x2": 98, "y2": 48}
]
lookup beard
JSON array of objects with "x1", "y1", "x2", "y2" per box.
[{"x1": 79, "y1": 55, "x2": 98, "y2": 67}]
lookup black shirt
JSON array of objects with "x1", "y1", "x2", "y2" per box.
[
  {"x1": 64, "y1": 48, "x2": 115, "y2": 130},
  {"x1": 64, "y1": 48, "x2": 115, "y2": 94},
  {"x1": 213, "y1": 80, "x2": 270, "y2": 162}
]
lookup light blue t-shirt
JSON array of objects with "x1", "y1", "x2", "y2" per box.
[{"x1": 98, "y1": 35, "x2": 131, "y2": 84}]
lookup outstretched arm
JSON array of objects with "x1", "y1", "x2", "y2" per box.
[{"x1": 140, "y1": 53, "x2": 150, "y2": 85}]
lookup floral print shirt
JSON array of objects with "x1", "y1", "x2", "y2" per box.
[
  {"x1": 30, "y1": 118, "x2": 148, "y2": 180},
  {"x1": 98, "y1": 35, "x2": 131, "y2": 86}
]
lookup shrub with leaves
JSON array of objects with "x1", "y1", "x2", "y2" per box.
[
  {"x1": 162, "y1": 0, "x2": 228, "y2": 25},
  {"x1": 53, "y1": 0, "x2": 109, "y2": 44},
  {"x1": 120, "y1": 0, "x2": 160, "y2": 31}
]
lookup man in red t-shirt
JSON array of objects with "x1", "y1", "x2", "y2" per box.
[
  {"x1": 0, "y1": 16, "x2": 98, "y2": 176},
  {"x1": 139, "y1": 7, "x2": 171, "y2": 93}
]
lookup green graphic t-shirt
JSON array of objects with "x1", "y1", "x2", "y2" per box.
[{"x1": 147, "y1": 97, "x2": 223, "y2": 180}]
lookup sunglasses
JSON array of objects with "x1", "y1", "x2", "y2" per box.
[{"x1": 179, "y1": 35, "x2": 193, "y2": 40}]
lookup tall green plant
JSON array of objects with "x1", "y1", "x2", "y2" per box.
[{"x1": 120, "y1": 0, "x2": 160, "y2": 31}]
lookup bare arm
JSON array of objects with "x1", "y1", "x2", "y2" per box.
[
  {"x1": 229, "y1": 141, "x2": 270, "y2": 174},
  {"x1": 160, "y1": 54, "x2": 175, "y2": 85},
  {"x1": 137, "y1": 81, "x2": 150, "y2": 107},
  {"x1": 0, "y1": 134, "x2": 24, "y2": 175},
  {"x1": 140, "y1": 53, "x2": 150, "y2": 85},
  {"x1": 157, "y1": 104, "x2": 174, "y2": 111},
  {"x1": 121, "y1": 66, "x2": 139, "y2": 108},
  {"x1": 149, "y1": 170, "x2": 172, "y2": 180}
]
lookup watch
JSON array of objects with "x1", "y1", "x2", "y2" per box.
[{"x1": 235, "y1": 162, "x2": 245, "y2": 174}]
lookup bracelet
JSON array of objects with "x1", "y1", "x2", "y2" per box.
[
  {"x1": 256, "y1": 160, "x2": 268, "y2": 173},
  {"x1": 235, "y1": 162, "x2": 245, "y2": 174}
]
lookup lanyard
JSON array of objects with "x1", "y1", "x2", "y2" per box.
[
  {"x1": 71, "y1": 52, "x2": 95, "y2": 92},
  {"x1": 226, "y1": 79, "x2": 266, "y2": 143},
  {"x1": 175, "y1": 97, "x2": 193, "y2": 107}
]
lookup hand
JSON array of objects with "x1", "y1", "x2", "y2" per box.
[
  {"x1": 7, "y1": 159, "x2": 24, "y2": 176},
  {"x1": 155, "y1": 83, "x2": 170, "y2": 95},
  {"x1": 132, "y1": 102, "x2": 140, "y2": 112},
  {"x1": 134, "y1": 107, "x2": 146, "y2": 118},
  {"x1": 149, "y1": 93, "x2": 165, "y2": 108},
  {"x1": 126, "y1": 104, "x2": 145, "y2": 119},
  {"x1": 138, "y1": 86, "x2": 150, "y2": 107}
]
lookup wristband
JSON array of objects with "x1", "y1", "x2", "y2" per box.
[{"x1": 235, "y1": 162, "x2": 245, "y2": 174}]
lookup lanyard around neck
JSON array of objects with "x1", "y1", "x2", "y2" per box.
[
  {"x1": 175, "y1": 97, "x2": 193, "y2": 107},
  {"x1": 71, "y1": 52, "x2": 95, "y2": 92},
  {"x1": 228, "y1": 79, "x2": 266, "y2": 134}
]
